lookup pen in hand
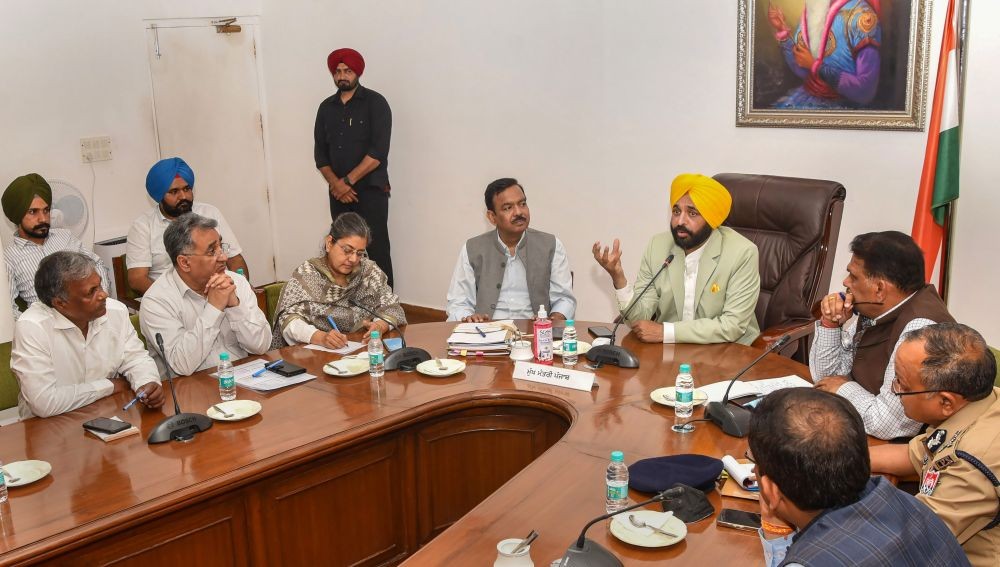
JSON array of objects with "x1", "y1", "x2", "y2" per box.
[
  {"x1": 327, "y1": 315, "x2": 340, "y2": 332},
  {"x1": 252, "y1": 359, "x2": 284, "y2": 377},
  {"x1": 122, "y1": 392, "x2": 145, "y2": 411}
]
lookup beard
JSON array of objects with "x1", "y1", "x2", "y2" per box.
[
  {"x1": 336, "y1": 77, "x2": 359, "y2": 91},
  {"x1": 161, "y1": 199, "x2": 193, "y2": 218},
  {"x1": 22, "y1": 222, "x2": 50, "y2": 239},
  {"x1": 671, "y1": 222, "x2": 713, "y2": 251}
]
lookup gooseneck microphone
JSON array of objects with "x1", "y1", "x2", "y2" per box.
[
  {"x1": 147, "y1": 333, "x2": 214, "y2": 444},
  {"x1": 586, "y1": 255, "x2": 674, "y2": 369},
  {"x1": 558, "y1": 487, "x2": 683, "y2": 566},
  {"x1": 348, "y1": 299, "x2": 431, "y2": 371},
  {"x1": 704, "y1": 334, "x2": 790, "y2": 438}
]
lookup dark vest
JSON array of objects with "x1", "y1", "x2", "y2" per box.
[
  {"x1": 781, "y1": 477, "x2": 970, "y2": 567},
  {"x1": 466, "y1": 228, "x2": 555, "y2": 317},
  {"x1": 850, "y1": 285, "x2": 954, "y2": 394}
]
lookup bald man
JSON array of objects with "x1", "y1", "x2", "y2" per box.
[
  {"x1": 314, "y1": 47, "x2": 395, "y2": 286},
  {"x1": 3, "y1": 173, "x2": 109, "y2": 318},
  {"x1": 594, "y1": 173, "x2": 760, "y2": 344}
]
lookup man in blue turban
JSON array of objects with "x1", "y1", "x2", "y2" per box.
[
  {"x1": 3, "y1": 173, "x2": 109, "y2": 318},
  {"x1": 125, "y1": 157, "x2": 248, "y2": 294}
]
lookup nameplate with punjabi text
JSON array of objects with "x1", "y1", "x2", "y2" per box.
[{"x1": 512, "y1": 361, "x2": 595, "y2": 391}]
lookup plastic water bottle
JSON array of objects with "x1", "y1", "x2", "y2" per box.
[
  {"x1": 218, "y1": 352, "x2": 236, "y2": 401},
  {"x1": 562, "y1": 320, "x2": 578, "y2": 366},
  {"x1": 605, "y1": 450, "x2": 629, "y2": 514},
  {"x1": 675, "y1": 363, "x2": 694, "y2": 419},
  {"x1": 369, "y1": 331, "x2": 385, "y2": 379},
  {"x1": 533, "y1": 305, "x2": 553, "y2": 365},
  {"x1": 0, "y1": 459, "x2": 8, "y2": 503}
]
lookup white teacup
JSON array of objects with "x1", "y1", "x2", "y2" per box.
[{"x1": 509, "y1": 340, "x2": 533, "y2": 361}]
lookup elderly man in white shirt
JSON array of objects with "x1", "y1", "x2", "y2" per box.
[
  {"x1": 126, "y1": 157, "x2": 249, "y2": 294},
  {"x1": 11, "y1": 251, "x2": 164, "y2": 419},
  {"x1": 140, "y1": 213, "x2": 271, "y2": 376}
]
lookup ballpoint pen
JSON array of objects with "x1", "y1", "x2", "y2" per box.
[
  {"x1": 252, "y1": 359, "x2": 284, "y2": 377},
  {"x1": 474, "y1": 325, "x2": 487, "y2": 338},
  {"x1": 122, "y1": 391, "x2": 145, "y2": 411},
  {"x1": 327, "y1": 315, "x2": 340, "y2": 332}
]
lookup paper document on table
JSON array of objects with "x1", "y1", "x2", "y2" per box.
[
  {"x1": 700, "y1": 375, "x2": 812, "y2": 403},
  {"x1": 722, "y1": 455, "x2": 758, "y2": 490},
  {"x1": 304, "y1": 341, "x2": 365, "y2": 355},
  {"x1": 231, "y1": 359, "x2": 316, "y2": 392},
  {"x1": 452, "y1": 320, "x2": 514, "y2": 334},
  {"x1": 446, "y1": 329, "x2": 509, "y2": 346}
]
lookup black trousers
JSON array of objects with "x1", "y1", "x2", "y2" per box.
[{"x1": 329, "y1": 186, "x2": 394, "y2": 287}]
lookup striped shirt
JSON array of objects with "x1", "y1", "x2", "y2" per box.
[{"x1": 5, "y1": 228, "x2": 109, "y2": 319}]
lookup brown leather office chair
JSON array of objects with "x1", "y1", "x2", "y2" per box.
[
  {"x1": 716, "y1": 173, "x2": 847, "y2": 362},
  {"x1": 111, "y1": 254, "x2": 142, "y2": 312}
]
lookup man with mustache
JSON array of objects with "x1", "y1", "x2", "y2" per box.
[
  {"x1": 11, "y1": 251, "x2": 163, "y2": 419},
  {"x1": 593, "y1": 173, "x2": 760, "y2": 344},
  {"x1": 3, "y1": 173, "x2": 109, "y2": 319},
  {"x1": 126, "y1": 157, "x2": 248, "y2": 294},
  {"x1": 446, "y1": 178, "x2": 576, "y2": 322},
  {"x1": 811, "y1": 231, "x2": 955, "y2": 440},
  {"x1": 315, "y1": 48, "x2": 395, "y2": 286}
]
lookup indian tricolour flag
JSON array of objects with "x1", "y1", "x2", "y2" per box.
[{"x1": 912, "y1": 0, "x2": 962, "y2": 288}]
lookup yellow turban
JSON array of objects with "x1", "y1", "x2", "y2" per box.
[{"x1": 669, "y1": 173, "x2": 732, "y2": 229}]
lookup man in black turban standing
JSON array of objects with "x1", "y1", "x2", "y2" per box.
[
  {"x1": 2, "y1": 173, "x2": 108, "y2": 318},
  {"x1": 314, "y1": 48, "x2": 395, "y2": 286}
]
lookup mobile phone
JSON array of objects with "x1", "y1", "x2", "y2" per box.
[
  {"x1": 588, "y1": 326, "x2": 614, "y2": 340},
  {"x1": 383, "y1": 337, "x2": 403, "y2": 352},
  {"x1": 716, "y1": 509, "x2": 762, "y2": 532},
  {"x1": 741, "y1": 396, "x2": 765, "y2": 410},
  {"x1": 83, "y1": 417, "x2": 132, "y2": 435},
  {"x1": 271, "y1": 362, "x2": 306, "y2": 377}
]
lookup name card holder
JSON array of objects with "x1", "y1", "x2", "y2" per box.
[{"x1": 513, "y1": 361, "x2": 596, "y2": 391}]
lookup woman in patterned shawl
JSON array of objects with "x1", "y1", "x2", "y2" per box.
[{"x1": 270, "y1": 212, "x2": 406, "y2": 349}]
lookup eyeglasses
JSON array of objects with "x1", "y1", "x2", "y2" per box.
[
  {"x1": 334, "y1": 242, "x2": 368, "y2": 260},
  {"x1": 185, "y1": 242, "x2": 231, "y2": 259},
  {"x1": 890, "y1": 376, "x2": 953, "y2": 397}
]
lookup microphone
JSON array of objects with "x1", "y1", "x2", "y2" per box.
[
  {"x1": 586, "y1": 255, "x2": 674, "y2": 369},
  {"x1": 558, "y1": 487, "x2": 683, "y2": 566},
  {"x1": 147, "y1": 333, "x2": 214, "y2": 444},
  {"x1": 704, "y1": 334, "x2": 791, "y2": 438},
  {"x1": 348, "y1": 299, "x2": 431, "y2": 371}
]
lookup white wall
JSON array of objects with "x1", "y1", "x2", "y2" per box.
[
  {"x1": 3, "y1": 1, "x2": 997, "y2": 344},
  {"x1": 261, "y1": 0, "x2": 1000, "y2": 343}
]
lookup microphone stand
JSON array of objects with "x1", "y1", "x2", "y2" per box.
[
  {"x1": 704, "y1": 335, "x2": 790, "y2": 438},
  {"x1": 348, "y1": 299, "x2": 431, "y2": 371},
  {"x1": 586, "y1": 255, "x2": 674, "y2": 369},
  {"x1": 558, "y1": 487, "x2": 681, "y2": 566},
  {"x1": 147, "y1": 333, "x2": 214, "y2": 444}
]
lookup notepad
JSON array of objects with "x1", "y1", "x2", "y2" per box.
[
  {"x1": 700, "y1": 375, "x2": 813, "y2": 403},
  {"x1": 85, "y1": 416, "x2": 140, "y2": 443}
]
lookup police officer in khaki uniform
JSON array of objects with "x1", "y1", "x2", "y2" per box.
[{"x1": 870, "y1": 322, "x2": 999, "y2": 567}]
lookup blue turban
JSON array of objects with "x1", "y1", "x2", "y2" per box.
[{"x1": 145, "y1": 157, "x2": 195, "y2": 202}]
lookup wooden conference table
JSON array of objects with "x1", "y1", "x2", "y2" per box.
[{"x1": 0, "y1": 321, "x2": 813, "y2": 566}]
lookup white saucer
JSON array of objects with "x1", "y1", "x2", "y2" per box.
[
  {"x1": 416, "y1": 358, "x2": 466, "y2": 377},
  {"x1": 324, "y1": 358, "x2": 370, "y2": 377},
  {"x1": 553, "y1": 340, "x2": 592, "y2": 356},
  {"x1": 609, "y1": 510, "x2": 687, "y2": 547},
  {"x1": 207, "y1": 400, "x2": 262, "y2": 421},
  {"x1": 650, "y1": 387, "x2": 709, "y2": 407},
  {"x1": 3, "y1": 460, "x2": 52, "y2": 487}
]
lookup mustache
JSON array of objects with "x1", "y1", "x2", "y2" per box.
[
  {"x1": 31, "y1": 223, "x2": 50, "y2": 231},
  {"x1": 512, "y1": 216, "x2": 527, "y2": 223}
]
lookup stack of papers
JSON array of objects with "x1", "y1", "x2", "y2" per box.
[
  {"x1": 228, "y1": 359, "x2": 317, "y2": 392},
  {"x1": 699, "y1": 375, "x2": 813, "y2": 403},
  {"x1": 447, "y1": 320, "x2": 513, "y2": 355}
]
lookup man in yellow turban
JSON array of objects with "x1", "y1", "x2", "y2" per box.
[
  {"x1": 3, "y1": 173, "x2": 109, "y2": 318},
  {"x1": 593, "y1": 173, "x2": 761, "y2": 345}
]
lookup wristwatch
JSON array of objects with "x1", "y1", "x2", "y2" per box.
[{"x1": 344, "y1": 175, "x2": 355, "y2": 188}]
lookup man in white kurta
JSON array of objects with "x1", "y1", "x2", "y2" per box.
[
  {"x1": 139, "y1": 213, "x2": 271, "y2": 376},
  {"x1": 11, "y1": 251, "x2": 163, "y2": 419}
]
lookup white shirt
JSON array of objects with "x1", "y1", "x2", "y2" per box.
[
  {"x1": 445, "y1": 233, "x2": 576, "y2": 321},
  {"x1": 809, "y1": 292, "x2": 932, "y2": 440},
  {"x1": 126, "y1": 202, "x2": 244, "y2": 281},
  {"x1": 139, "y1": 268, "x2": 272, "y2": 376},
  {"x1": 11, "y1": 298, "x2": 160, "y2": 419},
  {"x1": 615, "y1": 245, "x2": 705, "y2": 343},
  {"x1": 5, "y1": 228, "x2": 109, "y2": 318}
]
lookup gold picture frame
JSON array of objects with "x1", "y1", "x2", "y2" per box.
[{"x1": 736, "y1": 0, "x2": 932, "y2": 130}]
